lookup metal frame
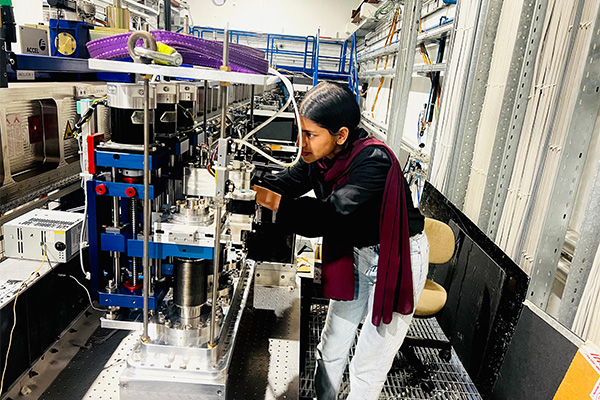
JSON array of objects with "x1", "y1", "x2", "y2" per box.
[
  {"x1": 513, "y1": 0, "x2": 587, "y2": 262},
  {"x1": 444, "y1": 0, "x2": 490, "y2": 201},
  {"x1": 558, "y1": 160, "x2": 600, "y2": 327},
  {"x1": 88, "y1": 59, "x2": 270, "y2": 85},
  {"x1": 527, "y1": 0, "x2": 600, "y2": 309},
  {"x1": 1, "y1": 39, "x2": 7, "y2": 88},
  {"x1": 427, "y1": 1, "x2": 461, "y2": 182},
  {"x1": 387, "y1": 0, "x2": 423, "y2": 156},
  {"x1": 479, "y1": 0, "x2": 548, "y2": 235},
  {"x1": 0, "y1": 82, "x2": 107, "y2": 214},
  {"x1": 446, "y1": 0, "x2": 502, "y2": 208}
]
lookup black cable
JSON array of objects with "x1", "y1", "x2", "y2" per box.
[{"x1": 73, "y1": 99, "x2": 107, "y2": 136}]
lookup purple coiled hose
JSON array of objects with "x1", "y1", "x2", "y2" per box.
[{"x1": 86, "y1": 30, "x2": 269, "y2": 75}]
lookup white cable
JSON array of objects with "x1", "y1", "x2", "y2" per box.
[
  {"x1": 76, "y1": 134, "x2": 91, "y2": 280},
  {"x1": 235, "y1": 68, "x2": 303, "y2": 168},
  {"x1": 58, "y1": 274, "x2": 106, "y2": 312},
  {"x1": 242, "y1": 68, "x2": 296, "y2": 142}
]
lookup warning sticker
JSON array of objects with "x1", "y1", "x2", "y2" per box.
[
  {"x1": 584, "y1": 347, "x2": 600, "y2": 375},
  {"x1": 591, "y1": 377, "x2": 600, "y2": 400},
  {"x1": 6, "y1": 113, "x2": 24, "y2": 158},
  {"x1": 64, "y1": 120, "x2": 74, "y2": 139}
]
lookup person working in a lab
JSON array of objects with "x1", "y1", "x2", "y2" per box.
[{"x1": 253, "y1": 82, "x2": 429, "y2": 400}]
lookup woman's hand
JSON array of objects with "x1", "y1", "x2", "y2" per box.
[{"x1": 252, "y1": 185, "x2": 282, "y2": 212}]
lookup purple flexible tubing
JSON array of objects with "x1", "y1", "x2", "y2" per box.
[{"x1": 86, "y1": 30, "x2": 269, "y2": 74}]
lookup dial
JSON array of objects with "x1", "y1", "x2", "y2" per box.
[{"x1": 212, "y1": 0, "x2": 226, "y2": 5}]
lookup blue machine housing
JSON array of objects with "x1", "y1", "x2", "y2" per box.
[
  {"x1": 86, "y1": 147, "x2": 213, "y2": 310},
  {"x1": 49, "y1": 19, "x2": 92, "y2": 58}
]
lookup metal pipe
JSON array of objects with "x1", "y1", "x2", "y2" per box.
[
  {"x1": 250, "y1": 85, "x2": 255, "y2": 128},
  {"x1": 126, "y1": 30, "x2": 157, "y2": 344},
  {"x1": 219, "y1": 29, "x2": 230, "y2": 140},
  {"x1": 209, "y1": 203, "x2": 222, "y2": 347},
  {"x1": 203, "y1": 80, "x2": 208, "y2": 134},
  {"x1": 164, "y1": 0, "x2": 172, "y2": 32},
  {"x1": 142, "y1": 78, "x2": 151, "y2": 343},
  {"x1": 130, "y1": 198, "x2": 139, "y2": 287},
  {"x1": 112, "y1": 168, "x2": 122, "y2": 288},
  {"x1": 209, "y1": 27, "x2": 230, "y2": 348}
]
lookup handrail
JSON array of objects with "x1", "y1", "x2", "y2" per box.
[{"x1": 189, "y1": 25, "x2": 352, "y2": 81}]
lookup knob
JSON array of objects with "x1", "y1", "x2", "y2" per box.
[
  {"x1": 125, "y1": 187, "x2": 137, "y2": 198},
  {"x1": 96, "y1": 184, "x2": 107, "y2": 195}
]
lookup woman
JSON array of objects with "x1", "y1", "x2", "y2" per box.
[{"x1": 253, "y1": 82, "x2": 429, "y2": 400}]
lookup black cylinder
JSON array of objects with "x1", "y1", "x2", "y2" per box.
[
  {"x1": 155, "y1": 103, "x2": 177, "y2": 136},
  {"x1": 110, "y1": 108, "x2": 154, "y2": 145},
  {"x1": 173, "y1": 258, "x2": 210, "y2": 308}
]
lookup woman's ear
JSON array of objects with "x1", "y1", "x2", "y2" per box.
[{"x1": 336, "y1": 127, "x2": 350, "y2": 146}]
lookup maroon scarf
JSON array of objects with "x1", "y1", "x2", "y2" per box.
[{"x1": 316, "y1": 137, "x2": 413, "y2": 326}]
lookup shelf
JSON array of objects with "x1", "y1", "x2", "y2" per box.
[
  {"x1": 417, "y1": 22, "x2": 454, "y2": 44},
  {"x1": 413, "y1": 62, "x2": 447, "y2": 74},
  {"x1": 93, "y1": 0, "x2": 160, "y2": 16},
  {"x1": 88, "y1": 59, "x2": 273, "y2": 85},
  {"x1": 358, "y1": 68, "x2": 396, "y2": 78},
  {"x1": 361, "y1": 112, "x2": 388, "y2": 140},
  {"x1": 10, "y1": 53, "x2": 96, "y2": 74},
  {"x1": 357, "y1": 23, "x2": 453, "y2": 65},
  {"x1": 358, "y1": 41, "x2": 400, "y2": 62}
]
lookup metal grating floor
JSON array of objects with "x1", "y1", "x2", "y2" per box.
[{"x1": 299, "y1": 300, "x2": 482, "y2": 400}]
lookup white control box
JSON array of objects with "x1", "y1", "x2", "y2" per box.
[{"x1": 4, "y1": 209, "x2": 83, "y2": 263}]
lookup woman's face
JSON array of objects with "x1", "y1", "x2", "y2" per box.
[{"x1": 298, "y1": 116, "x2": 347, "y2": 163}]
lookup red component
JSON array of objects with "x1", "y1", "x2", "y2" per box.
[
  {"x1": 125, "y1": 187, "x2": 137, "y2": 198},
  {"x1": 87, "y1": 133, "x2": 105, "y2": 175},
  {"x1": 123, "y1": 279, "x2": 143, "y2": 292},
  {"x1": 28, "y1": 115, "x2": 43, "y2": 144},
  {"x1": 123, "y1": 177, "x2": 139, "y2": 184},
  {"x1": 96, "y1": 184, "x2": 107, "y2": 195}
]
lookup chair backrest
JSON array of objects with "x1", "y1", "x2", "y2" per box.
[{"x1": 423, "y1": 218, "x2": 455, "y2": 264}]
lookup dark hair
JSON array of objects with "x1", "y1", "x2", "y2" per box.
[{"x1": 299, "y1": 82, "x2": 361, "y2": 136}]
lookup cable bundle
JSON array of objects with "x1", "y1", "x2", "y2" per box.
[{"x1": 87, "y1": 30, "x2": 269, "y2": 74}]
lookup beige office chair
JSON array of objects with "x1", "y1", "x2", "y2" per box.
[
  {"x1": 400, "y1": 217, "x2": 456, "y2": 389},
  {"x1": 415, "y1": 218, "x2": 455, "y2": 318}
]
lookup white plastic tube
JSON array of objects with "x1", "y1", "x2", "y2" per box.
[{"x1": 234, "y1": 67, "x2": 303, "y2": 168}]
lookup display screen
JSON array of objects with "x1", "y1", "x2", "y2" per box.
[{"x1": 253, "y1": 115, "x2": 297, "y2": 144}]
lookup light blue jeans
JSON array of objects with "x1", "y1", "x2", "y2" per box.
[{"x1": 315, "y1": 233, "x2": 429, "y2": 400}]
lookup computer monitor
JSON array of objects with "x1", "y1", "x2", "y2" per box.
[{"x1": 251, "y1": 109, "x2": 297, "y2": 145}]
